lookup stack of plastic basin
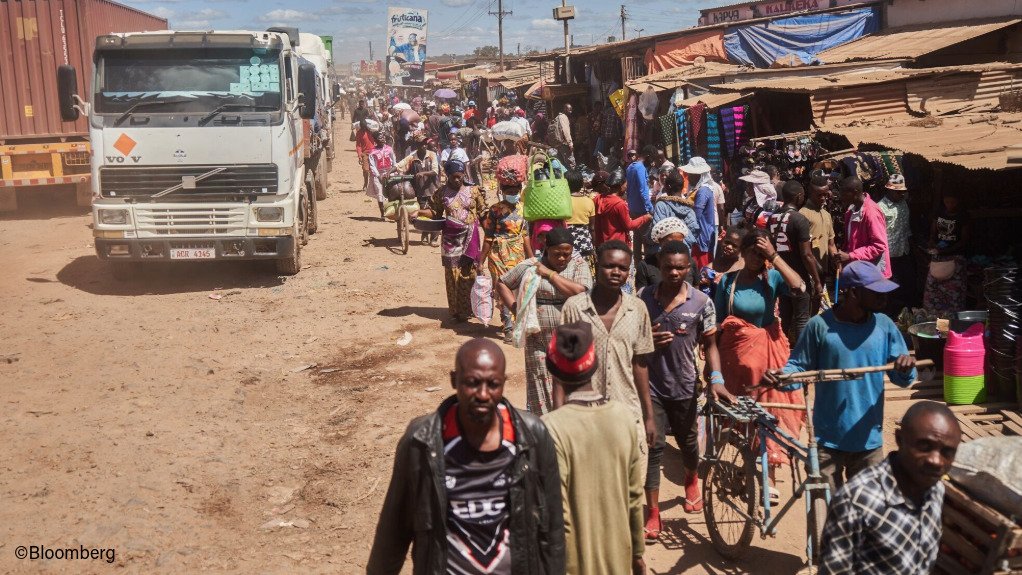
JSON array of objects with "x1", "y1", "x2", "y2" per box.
[{"x1": 944, "y1": 323, "x2": 987, "y2": 405}]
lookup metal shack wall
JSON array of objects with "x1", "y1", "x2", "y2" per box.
[{"x1": 0, "y1": 0, "x2": 167, "y2": 141}]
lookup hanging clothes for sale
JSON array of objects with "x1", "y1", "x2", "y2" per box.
[
  {"x1": 658, "y1": 113, "x2": 678, "y2": 163},
  {"x1": 638, "y1": 87, "x2": 659, "y2": 120},
  {"x1": 675, "y1": 108, "x2": 693, "y2": 164},
  {"x1": 706, "y1": 111, "x2": 723, "y2": 173},
  {"x1": 624, "y1": 93, "x2": 640, "y2": 154},
  {"x1": 732, "y1": 106, "x2": 749, "y2": 155},
  {"x1": 720, "y1": 107, "x2": 738, "y2": 158},
  {"x1": 688, "y1": 103, "x2": 706, "y2": 158}
]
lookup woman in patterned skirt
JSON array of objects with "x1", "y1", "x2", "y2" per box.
[
  {"x1": 425, "y1": 160, "x2": 487, "y2": 322},
  {"x1": 478, "y1": 182, "x2": 532, "y2": 342},
  {"x1": 495, "y1": 228, "x2": 593, "y2": 415}
]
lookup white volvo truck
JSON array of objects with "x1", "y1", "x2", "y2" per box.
[{"x1": 57, "y1": 29, "x2": 319, "y2": 277}]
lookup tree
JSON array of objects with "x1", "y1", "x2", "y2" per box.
[{"x1": 473, "y1": 45, "x2": 500, "y2": 58}]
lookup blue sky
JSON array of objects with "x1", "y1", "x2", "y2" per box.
[{"x1": 120, "y1": 0, "x2": 737, "y2": 64}]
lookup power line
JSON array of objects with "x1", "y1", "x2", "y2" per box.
[{"x1": 489, "y1": 0, "x2": 512, "y2": 71}]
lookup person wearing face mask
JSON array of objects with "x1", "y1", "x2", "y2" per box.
[
  {"x1": 763, "y1": 261, "x2": 918, "y2": 494},
  {"x1": 495, "y1": 228, "x2": 592, "y2": 415},
  {"x1": 479, "y1": 183, "x2": 532, "y2": 342}
]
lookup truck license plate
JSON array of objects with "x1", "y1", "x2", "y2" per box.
[{"x1": 170, "y1": 248, "x2": 215, "y2": 259}]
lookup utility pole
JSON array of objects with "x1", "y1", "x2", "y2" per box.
[
  {"x1": 490, "y1": 0, "x2": 512, "y2": 71},
  {"x1": 562, "y1": 0, "x2": 570, "y2": 80},
  {"x1": 517, "y1": 42, "x2": 521, "y2": 57},
  {"x1": 620, "y1": 5, "x2": 627, "y2": 41},
  {"x1": 369, "y1": 40, "x2": 373, "y2": 61}
]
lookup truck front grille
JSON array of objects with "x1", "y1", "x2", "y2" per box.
[
  {"x1": 100, "y1": 164, "x2": 278, "y2": 198},
  {"x1": 135, "y1": 207, "x2": 247, "y2": 236}
]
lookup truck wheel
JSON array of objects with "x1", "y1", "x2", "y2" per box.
[
  {"x1": 306, "y1": 183, "x2": 319, "y2": 235},
  {"x1": 314, "y1": 163, "x2": 328, "y2": 200},
  {"x1": 110, "y1": 262, "x2": 141, "y2": 281},
  {"x1": 275, "y1": 217, "x2": 303, "y2": 276}
]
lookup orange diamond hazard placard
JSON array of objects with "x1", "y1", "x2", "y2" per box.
[{"x1": 113, "y1": 133, "x2": 137, "y2": 156}]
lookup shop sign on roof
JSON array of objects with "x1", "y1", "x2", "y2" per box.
[{"x1": 698, "y1": 0, "x2": 867, "y2": 26}]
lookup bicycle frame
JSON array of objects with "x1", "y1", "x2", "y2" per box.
[{"x1": 704, "y1": 390, "x2": 831, "y2": 558}]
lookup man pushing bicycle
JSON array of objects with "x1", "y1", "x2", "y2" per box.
[{"x1": 762, "y1": 261, "x2": 917, "y2": 493}]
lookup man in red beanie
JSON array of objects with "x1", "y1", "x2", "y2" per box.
[{"x1": 543, "y1": 322, "x2": 646, "y2": 575}]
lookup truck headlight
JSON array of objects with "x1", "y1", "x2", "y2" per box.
[
  {"x1": 254, "y1": 207, "x2": 284, "y2": 222},
  {"x1": 98, "y1": 209, "x2": 129, "y2": 225}
]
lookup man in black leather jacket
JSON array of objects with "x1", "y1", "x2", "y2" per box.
[{"x1": 367, "y1": 339, "x2": 566, "y2": 575}]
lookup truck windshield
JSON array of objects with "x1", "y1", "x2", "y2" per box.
[{"x1": 94, "y1": 48, "x2": 283, "y2": 114}]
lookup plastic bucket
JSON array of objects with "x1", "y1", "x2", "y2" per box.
[
  {"x1": 944, "y1": 374, "x2": 987, "y2": 405},
  {"x1": 950, "y1": 311, "x2": 988, "y2": 334},
  {"x1": 909, "y1": 322, "x2": 946, "y2": 370},
  {"x1": 944, "y1": 323, "x2": 986, "y2": 377}
]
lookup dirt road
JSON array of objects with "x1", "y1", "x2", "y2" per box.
[{"x1": 0, "y1": 141, "x2": 808, "y2": 574}]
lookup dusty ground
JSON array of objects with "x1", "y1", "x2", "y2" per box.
[{"x1": 0, "y1": 138, "x2": 815, "y2": 574}]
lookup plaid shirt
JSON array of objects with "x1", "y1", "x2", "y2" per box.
[{"x1": 820, "y1": 454, "x2": 944, "y2": 575}]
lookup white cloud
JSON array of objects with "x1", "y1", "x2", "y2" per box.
[
  {"x1": 175, "y1": 20, "x2": 212, "y2": 29},
  {"x1": 530, "y1": 18, "x2": 561, "y2": 31},
  {"x1": 442, "y1": 0, "x2": 474, "y2": 6},
  {"x1": 259, "y1": 9, "x2": 314, "y2": 23},
  {"x1": 191, "y1": 8, "x2": 227, "y2": 19},
  {"x1": 150, "y1": 6, "x2": 175, "y2": 19}
]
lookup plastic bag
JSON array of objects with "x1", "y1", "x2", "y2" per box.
[
  {"x1": 352, "y1": 118, "x2": 381, "y2": 133},
  {"x1": 638, "y1": 86, "x2": 659, "y2": 120},
  {"x1": 949, "y1": 436, "x2": 1022, "y2": 518},
  {"x1": 490, "y1": 120, "x2": 526, "y2": 141},
  {"x1": 470, "y1": 275, "x2": 493, "y2": 326}
]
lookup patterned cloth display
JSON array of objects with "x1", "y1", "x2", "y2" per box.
[
  {"x1": 674, "y1": 108, "x2": 693, "y2": 164},
  {"x1": 688, "y1": 104, "x2": 706, "y2": 158},
  {"x1": 705, "y1": 111, "x2": 723, "y2": 172},
  {"x1": 658, "y1": 114, "x2": 678, "y2": 163}
]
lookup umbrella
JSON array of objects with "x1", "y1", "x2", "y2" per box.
[
  {"x1": 433, "y1": 88, "x2": 457, "y2": 99},
  {"x1": 393, "y1": 102, "x2": 411, "y2": 111}
]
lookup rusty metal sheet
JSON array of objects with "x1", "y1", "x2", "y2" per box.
[
  {"x1": 1, "y1": 0, "x2": 167, "y2": 142},
  {"x1": 817, "y1": 18, "x2": 1022, "y2": 63},
  {"x1": 626, "y1": 62, "x2": 746, "y2": 93},
  {"x1": 908, "y1": 69, "x2": 1022, "y2": 115},
  {"x1": 811, "y1": 82, "x2": 912, "y2": 125},
  {"x1": 823, "y1": 114, "x2": 1022, "y2": 170},
  {"x1": 677, "y1": 92, "x2": 750, "y2": 109}
]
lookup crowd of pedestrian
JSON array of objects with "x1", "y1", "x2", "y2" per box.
[{"x1": 347, "y1": 84, "x2": 964, "y2": 575}]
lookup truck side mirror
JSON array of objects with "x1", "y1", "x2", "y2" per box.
[
  {"x1": 57, "y1": 65, "x2": 80, "y2": 122},
  {"x1": 298, "y1": 63, "x2": 317, "y2": 120}
]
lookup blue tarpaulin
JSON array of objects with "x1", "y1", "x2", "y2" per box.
[{"x1": 724, "y1": 7, "x2": 879, "y2": 68}]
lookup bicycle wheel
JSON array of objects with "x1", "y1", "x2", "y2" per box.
[
  {"x1": 703, "y1": 435, "x2": 758, "y2": 559},
  {"x1": 397, "y1": 203, "x2": 410, "y2": 255},
  {"x1": 808, "y1": 492, "x2": 829, "y2": 561}
]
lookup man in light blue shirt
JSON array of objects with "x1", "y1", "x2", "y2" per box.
[{"x1": 764, "y1": 261, "x2": 917, "y2": 493}]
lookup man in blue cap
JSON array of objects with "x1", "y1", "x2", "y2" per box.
[{"x1": 764, "y1": 260, "x2": 917, "y2": 492}]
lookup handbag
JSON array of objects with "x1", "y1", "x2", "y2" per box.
[{"x1": 522, "y1": 153, "x2": 572, "y2": 222}]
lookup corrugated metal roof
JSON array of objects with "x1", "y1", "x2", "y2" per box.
[
  {"x1": 710, "y1": 62, "x2": 1022, "y2": 93},
  {"x1": 626, "y1": 62, "x2": 747, "y2": 92},
  {"x1": 822, "y1": 114, "x2": 1022, "y2": 170},
  {"x1": 907, "y1": 68, "x2": 1022, "y2": 115},
  {"x1": 677, "y1": 92, "x2": 750, "y2": 109},
  {"x1": 812, "y1": 81, "x2": 911, "y2": 125},
  {"x1": 817, "y1": 18, "x2": 1022, "y2": 63}
]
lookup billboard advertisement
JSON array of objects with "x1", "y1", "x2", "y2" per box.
[
  {"x1": 386, "y1": 7, "x2": 428, "y2": 87},
  {"x1": 359, "y1": 60, "x2": 384, "y2": 78}
]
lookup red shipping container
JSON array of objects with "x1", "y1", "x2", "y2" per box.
[{"x1": 1, "y1": 0, "x2": 168, "y2": 141}]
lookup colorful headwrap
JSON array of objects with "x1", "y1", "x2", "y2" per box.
[
  {"x1": 444, "y1": 159, "x2": 466, "y2": 175},
  {"x1": 531, "y1": 219, "x2": 566, "y2": 252}
]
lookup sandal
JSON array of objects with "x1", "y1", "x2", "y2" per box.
[
  {"x1": 644, "y1": 507, "x2": 661, "y2": 542},
  {"x1": 683, "y1": 496, "x2": 704, "y2": 514}
]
